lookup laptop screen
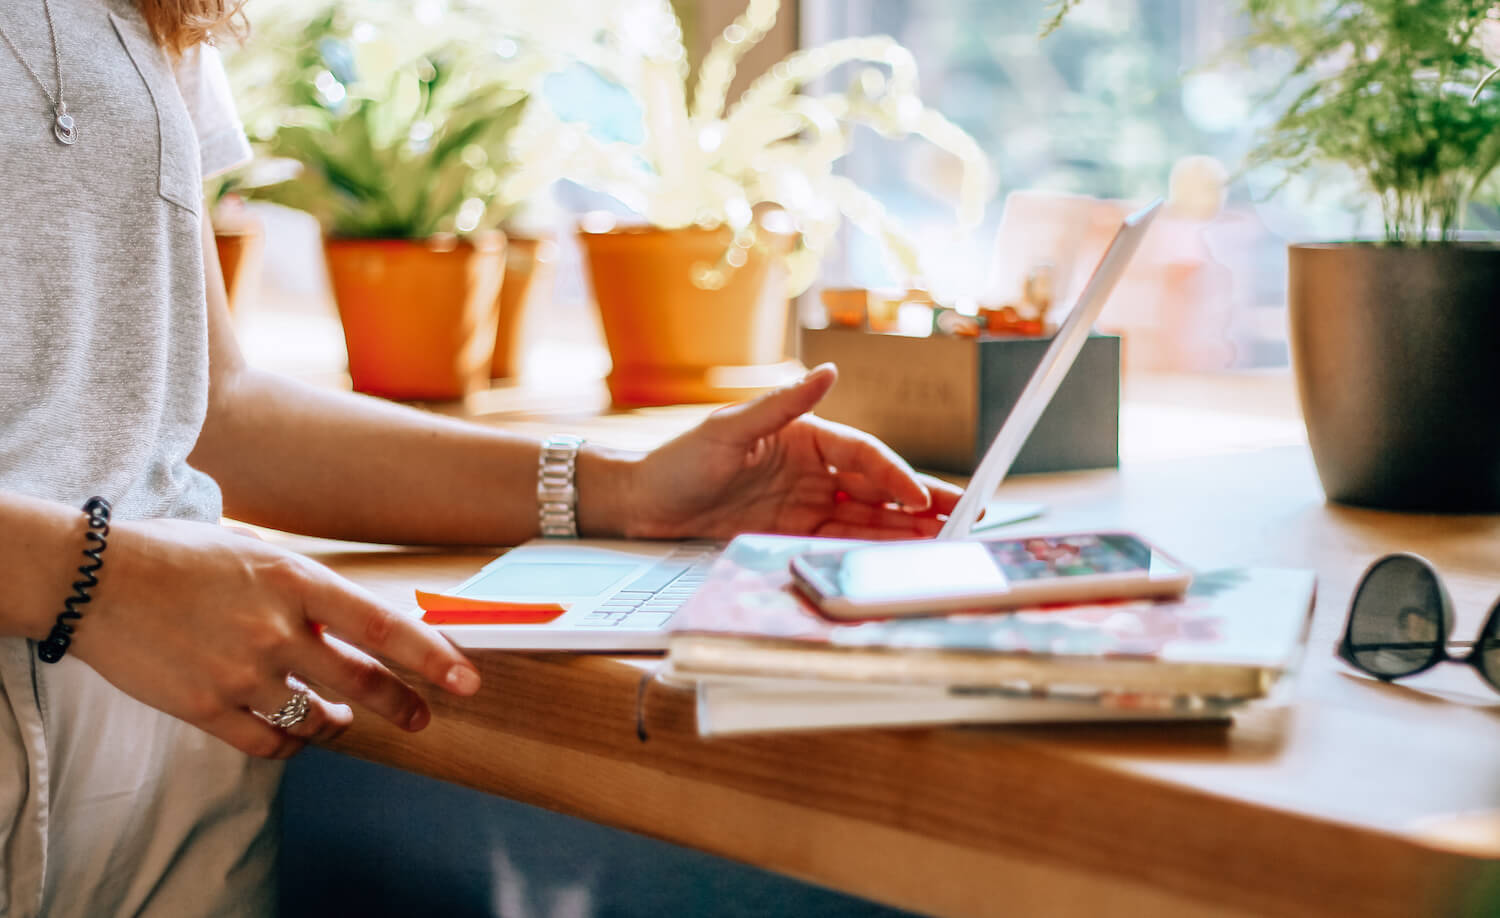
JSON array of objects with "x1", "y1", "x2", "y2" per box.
[{"x1": 938, "y1": 198, "x2": 1163, "y2": 539}]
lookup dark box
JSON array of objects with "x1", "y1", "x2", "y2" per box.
[{"x1": 799, "y1": 326, "x2": 1120, "y2": 475}]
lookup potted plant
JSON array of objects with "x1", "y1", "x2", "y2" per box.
[
  {"x1": 202, "y1": 37, "x2": 289, "y2": 317},
  {"x1": 485, "y1": 208, "x2": 559, "y2": 381},
  {"x1": 250, "y1": 6, "x2": 527, "y2": 401},
  {"x1": 497, "y1": 0, "x2": 992, "y2": 405},
  {"x1": 209, "y1": 0, "x2": 329, "y2": 317},
  {"x1": 203, "y1": 158, "x2": 301, "y2": 315},
  {"x1": 1256, "y1": 0, "x2": 1500, "y2": 511},
  {"x1": 1050, "y1": 0, "x2": 1500, "y2": 511},
  {"x1": 205, "y1": 176, "x2": 264, "y2": 315}
]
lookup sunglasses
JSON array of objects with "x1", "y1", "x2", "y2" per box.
[{"x1": 1338, "y1": 553, "x2": 1500, "y2": 692}]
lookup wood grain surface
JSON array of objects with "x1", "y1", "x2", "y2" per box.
[{"x1": 277, "y1": 399, "x2": 1500, "y2": 918}]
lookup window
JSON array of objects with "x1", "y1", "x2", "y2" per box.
[{"x1": 803, "y1": 0, "x2": 1372, "y2": 372}]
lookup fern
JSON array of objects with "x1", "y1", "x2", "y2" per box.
[
  {"x1": 1039, "y1": 0, "x2": 1086, "y2": 39},
  {"x1": 1244, "y1": 0, "x2": 1500, "y2": 243},
  {"x1": 1048, "y1": 0, "x2": 1500, "y2": 243}
]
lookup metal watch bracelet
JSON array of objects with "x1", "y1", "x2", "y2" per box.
[{"x1": 537, "y1": 434, "x2": 585, "y2": 538}]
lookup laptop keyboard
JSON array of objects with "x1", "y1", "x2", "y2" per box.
[{"x1": 579, "y1": 542, "x2": 722, "y2": 630}]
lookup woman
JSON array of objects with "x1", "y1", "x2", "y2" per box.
[{"x1": 0, "y1": 1, "x2": 958, "y2": 915}]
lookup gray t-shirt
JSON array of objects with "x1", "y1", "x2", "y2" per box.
[{"x1": 0, "y1": 2, "x2": 281, "y2": 915}]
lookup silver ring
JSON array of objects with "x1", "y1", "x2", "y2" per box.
[{"x1": 259, "y1": 683, "x2": 311, "y2": 730}]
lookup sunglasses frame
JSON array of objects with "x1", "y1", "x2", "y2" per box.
[{"x1": 1337, "y1": 552, "x2": 1500, "y2": 692}]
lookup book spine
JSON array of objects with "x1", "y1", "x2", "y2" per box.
[
  {"x1": 669, "y1": 636, "x2": 1271, "y2": 700},
  {"x1": 694, "y1": 681, "x2": 1236, "y2": 737}
]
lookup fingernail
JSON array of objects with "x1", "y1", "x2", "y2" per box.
[
  {"x1": 406, "y1": 705, "x2": 430, "y2": 731},
  {"x1": 445, "y1": 664, "x2": 480, "y2": 695}
]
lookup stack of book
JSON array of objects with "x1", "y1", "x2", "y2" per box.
[{"x1": 663, "y1": 534, "x2": 1316, "y2": 737}]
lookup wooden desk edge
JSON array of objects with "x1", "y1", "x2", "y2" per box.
[
  {"x1": 287, "y1": 442, "x2": 1500, "y2": 918},
  {"x1": 325, "y1": 650, "x2": 1500, "y2": 918}
]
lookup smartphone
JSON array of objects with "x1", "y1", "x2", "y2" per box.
[{"x1": 788, "y1": 532, "x2": 1192, "y2": 620}]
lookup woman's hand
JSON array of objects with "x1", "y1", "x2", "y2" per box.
[
  {"x1": 622, "y1": 364, "x2": 961, "y2": 541},
  {"x1": 70, "y1": 518, "x2": 480, "y2": 759}
]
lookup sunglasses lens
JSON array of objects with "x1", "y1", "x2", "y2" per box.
[
  {"x1": 1477, "y1": 601, "x2": 1500, "y2": 693},
  {"x1": 1346, "y1": 555, "x2": 1447, "y2": 678}
]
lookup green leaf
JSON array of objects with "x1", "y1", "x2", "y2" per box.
[{"x1": 232, "y1": 3, "x2": 531, "y2": 240}]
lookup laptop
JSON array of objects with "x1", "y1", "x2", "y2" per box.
[{"x1": 424, "y1": 200, "x2": 1163, "y2": 651}]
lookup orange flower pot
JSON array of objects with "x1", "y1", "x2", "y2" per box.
[
  {"x1": 213, "y1": 218, "x2": 264, "y2": 314},
  {"x1": 578, "y1": 225, "x2": 802, "y2": 406},
  {"x1": 489, "y1": 234, "x2": 557, "y2": 380},
  {"x1": 325, "y1": 235, "x2": 505, "y2": 401}
]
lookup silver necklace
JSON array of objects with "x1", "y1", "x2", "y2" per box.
[{"x1": 0, "y1": 0, "x2": 76, "y2": 145}]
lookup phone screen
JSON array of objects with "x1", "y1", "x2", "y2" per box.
[
  {"x1": 798, "y1": 534, "x2": 1168, "y2": 602},
  {"x1": 988, "y1": 534, "x2": 1155, "y2": 581}
]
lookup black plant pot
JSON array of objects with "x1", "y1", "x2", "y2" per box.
[{"x1": 1288, "y1": 243, "x2": 1500, "y2": 511}]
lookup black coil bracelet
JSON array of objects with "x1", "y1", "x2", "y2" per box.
[{"x1": 37, "y1": 496, "x2": 112, "y2": 664}]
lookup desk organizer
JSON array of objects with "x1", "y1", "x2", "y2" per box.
[{"x1": 799, "y1": 326, "x2": 1120, "y2": 475}]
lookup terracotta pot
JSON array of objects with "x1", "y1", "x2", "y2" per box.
[
  {"x1": 1288, "y1": 242, "x2": 1500, "y2": 511},
  {"x1": 578, "y1": 225, "x2": 802, "y2": 406},
  {"x1": 325, "y1": 235, "x2": 505, "y2": 401},
  {"x1": 490, "y1": 234, "x2": 557, "y2": 380},
  {"x1": 214, "y1": 218, "x2": 264, "y2": 314}
]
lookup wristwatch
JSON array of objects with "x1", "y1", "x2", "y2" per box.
[{"x1": 537, "y1": 434, "x2": 585, "y2": 538}]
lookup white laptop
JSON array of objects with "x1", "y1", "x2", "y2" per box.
[{"x1": 423, "y1": 200, "x2": 1163, "y2": 651}]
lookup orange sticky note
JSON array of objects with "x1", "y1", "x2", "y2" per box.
[{"x1": 415, "y1": 590, "x2": 566, "y2": 625}]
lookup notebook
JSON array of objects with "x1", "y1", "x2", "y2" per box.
[
  {"x1": 664, "y1": 533, "x2": 1317, "y2": 700},
  {"x1": 422, "y1": 200, "x2": 1163, "y2": 651},
  {"x1": 684, "y1": 675, "x2": 1242, "y2": 737}
]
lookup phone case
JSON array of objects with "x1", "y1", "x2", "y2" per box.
[{"x1": 790, "y1": 532, "x2": 1193, "y2": 621}]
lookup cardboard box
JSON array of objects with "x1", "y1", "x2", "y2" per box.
[{"x1": 800, "y1": 326, "x2": 1120, "y2": 475}]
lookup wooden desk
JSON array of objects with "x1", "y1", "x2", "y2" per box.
[{"x1": 301, "y1": 416, "x2": 1500, "y2": 917}]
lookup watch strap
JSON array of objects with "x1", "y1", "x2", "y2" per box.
[{"x1": 537, "y1": 434, "x2": 585, "y2": 538}]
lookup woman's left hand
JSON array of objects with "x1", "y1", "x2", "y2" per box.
[{"x1": 621, "y1": 364, "x2": 961, "y2": 541}]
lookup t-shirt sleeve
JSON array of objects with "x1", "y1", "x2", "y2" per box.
[{"x1": 172, "y1": 43, "x2": 253, "y2": 180}]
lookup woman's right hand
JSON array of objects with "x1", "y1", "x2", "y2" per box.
[{"x1": 68, "y1": 517, "x2": 481, "y2": 759}]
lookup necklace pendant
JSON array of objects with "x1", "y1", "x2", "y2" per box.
[{"x1": 54, "y1": 110, "x2": 76, "y2": 145}]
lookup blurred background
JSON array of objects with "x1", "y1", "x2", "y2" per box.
[
  {"x1": 229, "y1": 0, "x2": 1399, "y2": 402},
  {"x1": 236, "y1": 3, "x2": 1401, "y2": 914}
]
